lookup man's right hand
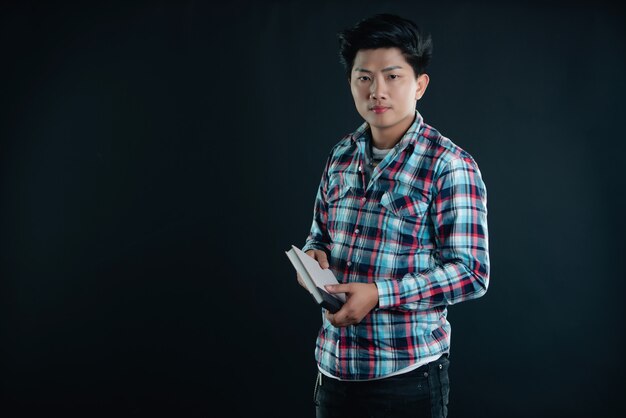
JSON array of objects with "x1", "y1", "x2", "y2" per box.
[{"x1": 296, "y1": 249, "x2": 330, "y2": 289}]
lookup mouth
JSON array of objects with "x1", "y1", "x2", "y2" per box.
[{"x1": 370, "y1": 106, "x2": 389, "y2": 114}]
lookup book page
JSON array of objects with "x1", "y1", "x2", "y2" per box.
[
  {"x1": 285, "y1": 248, "x2": 323, "y2": 304},
  {"x1": 291, "y1": 246, "x2": 346, "y2": 302}
]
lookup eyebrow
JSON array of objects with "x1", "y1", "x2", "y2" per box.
[{"x1": 353, "y1": 65, "x2": 403, "y2": 73}]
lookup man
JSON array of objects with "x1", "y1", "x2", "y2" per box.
[{"x1": 298, "y1": 13, "x2": 489, "y2": 418}]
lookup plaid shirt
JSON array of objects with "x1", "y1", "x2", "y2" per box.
[{"x1": 302, "y1": 111, "x2": 489, "y2": 380}]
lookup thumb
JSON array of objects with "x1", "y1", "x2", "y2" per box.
[{"x1": 325, "y1": 284, "x2": 348, "y2": 294}]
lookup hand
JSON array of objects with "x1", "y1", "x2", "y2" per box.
[
  {"x1": 324, "y1": 283, "x2": 379, "y2": 327},
  {"x1": 296, "y1": 249, "x2": 330, "y2": 289}
]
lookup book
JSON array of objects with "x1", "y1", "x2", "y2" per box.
[{"x1": 285, "y1": 245, "x2": 345, "y2": 313}]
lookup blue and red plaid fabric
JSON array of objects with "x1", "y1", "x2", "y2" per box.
[{"x1": 302, "y1": 111, "x2": 490, "y2": 380}]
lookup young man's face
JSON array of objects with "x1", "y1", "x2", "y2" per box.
[{"x1": 349, "y1": 47, "x2": 429, "y2": 146}]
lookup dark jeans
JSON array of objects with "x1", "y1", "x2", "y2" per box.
[{"x1": 314, "y1": 355, "x2": 450, "y2": 418}]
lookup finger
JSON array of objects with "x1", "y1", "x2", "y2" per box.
[
  {"x1": 296, "y1": 273, "x2": 305, "y2": 287},
  {"x1": 305, "y1": 250, "x2": 330, "y2": 269},
  {"x1": 315, "y1": 251, "x2": 330, "y2": 269},
  {"x1": 328, "y1": 310, "x2": 351, "y2": 327}
]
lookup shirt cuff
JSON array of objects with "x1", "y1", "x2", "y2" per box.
[
  {"x1": 375, "y1": 279, "x2": 401, "y2": 309},
  {"x1": 301, "y1": 240, "x2": 330, "y2": 254}
]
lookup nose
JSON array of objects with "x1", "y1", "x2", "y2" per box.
[{"x1": 370, "y1": 78, "x2": 386, "y2": 100}]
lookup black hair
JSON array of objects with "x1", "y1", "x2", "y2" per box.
[{"x1": 337, "y1": 13, "x2": 433, "y2": 79}]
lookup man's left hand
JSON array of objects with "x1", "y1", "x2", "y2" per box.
[{"x1": 324, "y1": 283, "x2": 379, "y2": 327}]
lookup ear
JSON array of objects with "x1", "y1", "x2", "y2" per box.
[{"x1": 415, "y1": 74, "x2": 430, "y2": 101}]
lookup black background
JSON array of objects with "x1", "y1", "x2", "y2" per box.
[{"x1": 2, "y1": 1, "x2": 625, "y2": 417}]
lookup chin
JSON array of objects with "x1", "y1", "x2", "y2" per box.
[{"x1": 367, "y1": 114, "x2": 395, "y2": 126}]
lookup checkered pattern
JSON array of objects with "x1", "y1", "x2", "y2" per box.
[{"x1": 302, "y1": 111, "x2": 489, "y2": 380}]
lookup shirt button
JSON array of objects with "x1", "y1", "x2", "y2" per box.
[
  {"x1": 358, "y1": 165, "x2": 362, "y2": 172},
  {"x1": 361, "y1": 197, "x2": 366, "y2": 203},
  {"x1": 346, "y1": 261, "x2": 352, "y2": 267},
  {"x1": 355, "y1": 229, "x2": 360, "y2": 234}
]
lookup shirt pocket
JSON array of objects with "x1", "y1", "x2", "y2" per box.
[
  {"x1": 380, "y1": 192, "x2": 430, "y2": 219},
  {"x1": 326, "y1": 184, "x2": 353, "y2": 240},
  {"x1": 379, "y1": 191, "x2": 431, "y2": 253},
  {"x1": 326, "y1": 183, "x2": 351, "y2": 204}
]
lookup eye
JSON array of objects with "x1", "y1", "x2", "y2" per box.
[
  {"x1": 389, "y1": 74, "x2": 399, "y2": 80},
  {"x1": 357, "y1": 76, "x2": 370, "y2": 82}
]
